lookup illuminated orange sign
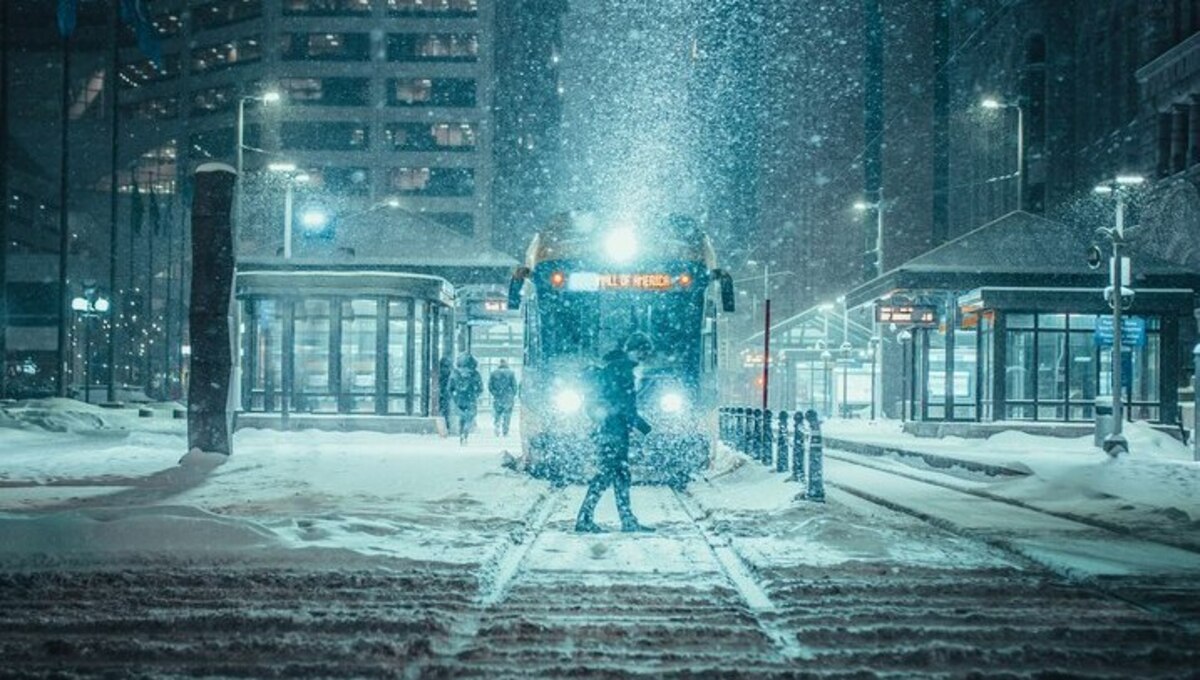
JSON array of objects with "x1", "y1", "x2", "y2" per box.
[{"x1": 598, "y1": 273, "x2": 673, "y2": 290}]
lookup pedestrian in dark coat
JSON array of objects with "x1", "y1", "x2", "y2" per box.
[
  {"x1": 488, "y1": 359, "x2": 518, "y2": 436},
  {"x1": 449, "y1": 353, "x2": 483, "y2": 445},
  {"x1": 575, "y1": 332, "x2": 655, "y2": 533},
  {"x1": 437, "y1": 355, "x2": 454, "y2": 433}
]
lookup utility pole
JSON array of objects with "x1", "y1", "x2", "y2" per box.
[
  {"x1": 0, "y1": 0, "x2": 8, "y2": 399},
  {"x1": 56, "y1": 34, "x2": 72, "y2": 397},
  {"x1": 106, "y1": 0, "x2": 120, "y2": 403},
  {"x1": 761, "y1": 262, "x2": 770, "y2": 412}
]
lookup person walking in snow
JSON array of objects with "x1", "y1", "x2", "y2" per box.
[
  {"x1": 488, "y1": 359, "x2": 518, "y2": 436},
  {"x1": 575, "y1": 332, "x2": 655, "y2": 533},
  {"x1": 437, "y1": 355, "x2": 454, "y2": 434},
  {"x1": 449, "y1": 353, "x2": 483, "y2": 445}
]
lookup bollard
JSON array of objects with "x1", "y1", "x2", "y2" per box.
[
  {"x1": 736, "y1": 407, "x2": 746, "y2": 454},
  {"x1": 792, "y1": 411, "x2": 806, "y2": 484},
  {"x1": 762, "y1": 409, "x2": 773, "y2": 465},
  {"x1": 804, "y1": 409, "x2": 825, "y2": 502},
  {"x1": 776, "y1": 410, "x2": 789, "y2": 473},
  {"x1": 750, "y1": 409, "x2": 761, "y2": 460}
]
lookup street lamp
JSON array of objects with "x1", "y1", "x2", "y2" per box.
[
  {"x1": 981, "y1": 96, "x2": 1025, "y2": 211},
  {"x1": 853, "y1": 190, "x2": 885, "y2": 276},
  {"x1": 1093, "y1": 174, "x2": 1145, "y2": 457},
  {"x1": 267, "y1": 162, "x2": 310, "y2": 258},
  {"x1": 234, "y1": 89, "x2": 283, "y2": 245},
  {"x1": 71, "y1": 288, "x2": 111, "y2": 404}
]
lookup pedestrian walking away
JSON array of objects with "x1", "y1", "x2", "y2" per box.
[
  {"x1": 575, "y1": 332, "x2": 655, "y2": 533},
  {"x1": 449, "y1": 354, "x2": 483, "y2": 445},
  {"x1": 437, "y1": 355, "x2": 454, "y2": 435},
  {"x1": 489, "y1": 359, "x2": 518, "y2": 436}
]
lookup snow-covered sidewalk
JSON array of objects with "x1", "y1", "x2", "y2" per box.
[{"x1": 822, "y1": 418, "x2": 1200, "y2": 528}]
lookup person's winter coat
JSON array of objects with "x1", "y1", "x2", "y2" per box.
[
  {"x1": 488, "y1": 365, "x2": 518, "y2": 409},
  {"x1": 449, "y1": 359, "x2": 483, "y2": 415},
  {"x1": 591, "y1": 348, "x2": 651, "y2": 451}
]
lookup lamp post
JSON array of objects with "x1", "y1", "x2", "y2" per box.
[
  {"x1": 853, "y1": 192, "x2": 885, "y2": 277},
  {"x1": 71, "y1": 289, "x2": 111, "y2": 404},
  {"x1": 867, "y1": 334, "x2": 881, "y2": 421},
  {"x1": 737, "y1": 263, "x2": 794, "y2": 411},
  {"x1": 234, "y1": 90, "x2": 282, "y2": 245},
  {"x1": 897, "y1": 327, "x2": 913, "y2": 421},
  {"x1": 818, "y1": 302, "x2": 835, "y2": 416},
  {"x1": 267, "y1": 162, "x2": 311, "y2": 259},
  {"x1": 981, "y1": 97, "x2": 1025, "y2": 211},
  {"x1": 837, "y1": 295, "x2": 853, "y2": 418},
  {"x1": 1093, "y1": 174, "x2": 1145, "y2": 456}
]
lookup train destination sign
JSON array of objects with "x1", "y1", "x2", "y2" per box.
[
  {"x1": 876, "y1": 304, "x2": 937, "y2": 325},
  {"x1": 568, "y1": 272, "x2": 674, "y2": 291}
]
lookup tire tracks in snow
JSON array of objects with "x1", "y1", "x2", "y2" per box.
[
  {"x1": 671, "y1": 488, "x2": 815, "y2": 662},
  {"x1": 824, "y1": 451, "x2": 1200, "y2": 632}
]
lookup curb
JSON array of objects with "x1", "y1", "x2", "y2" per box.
[{"x1": 824, "y1": 436, "x2": 1027, "y2": 478}]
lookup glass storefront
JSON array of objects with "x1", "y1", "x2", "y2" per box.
[{"x1": 240, "y1": 294, "x2": 446, "y2": 416}]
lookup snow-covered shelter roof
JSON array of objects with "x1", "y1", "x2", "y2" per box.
[{"x1": 846, "y1": 211, "x2": 1200, "y2": 308}]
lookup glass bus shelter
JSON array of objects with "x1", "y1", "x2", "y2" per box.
[{"x1": 235, "y1": 268, "x2": 454, "y2": 418}]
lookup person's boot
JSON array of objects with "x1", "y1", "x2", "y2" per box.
[
  {"x1": 620, "y1": 518, "x2": 655, "y2": 533},
  {"x1": 574, "y1": 517, "x2": 604, "y2": 533}
]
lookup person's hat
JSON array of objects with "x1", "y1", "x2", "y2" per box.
[{"x1": 624, "y1": 331, "x2": 653, "y2": 353}]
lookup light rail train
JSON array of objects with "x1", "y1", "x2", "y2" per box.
[{"x1": 508, "y1": 212, "x2": 735, "y2": 486}]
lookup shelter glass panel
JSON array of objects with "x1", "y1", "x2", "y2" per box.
[
  {"x1": 340, "y1": 299, "x2": 378, "y2": 413},
  {"x1": 293, "y1": 299, "x2": 335, "y2": 413},
  {"x1": 1005, "y1": 329, "x2": 1035, "y2": 419},
  {"x1": 387, "y1": 300, "x2": 411, "y2": 414}
]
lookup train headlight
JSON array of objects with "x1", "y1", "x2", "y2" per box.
[
  {"x1": 605, "y1": 228, "x2": 638, "y2": 262},
  {"x1": 553, "y1": 388, "x2": 584, "y2": 414},
  {"x1": 660, "y1": 391, "x2": 685, "y2": 413}
]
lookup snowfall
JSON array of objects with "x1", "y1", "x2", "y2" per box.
[{"x1": 0, "y1": 397, "x2": 1197, "y2": 579}]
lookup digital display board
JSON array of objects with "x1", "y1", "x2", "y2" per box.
[
  {"x1": 567, "y1": 272, "x2": 676, "y2": 291},
  {"x1": 876, "y1": 304, "x2": 937, "y2": 325}
]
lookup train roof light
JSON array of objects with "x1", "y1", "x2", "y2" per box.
[{"x1": 605, "y1": 228, "x2": 638, "y2": 263}]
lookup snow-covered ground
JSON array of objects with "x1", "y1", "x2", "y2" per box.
[
  {"x1": 0, "y1": 399, "x2": 1196, "y2": 578},
  {"x1": 824, "y1": 418, "x2": 1200, "y2": 532},
  {"x1": 2, "y1": 400, "x2": 1198, "y2": 676}
]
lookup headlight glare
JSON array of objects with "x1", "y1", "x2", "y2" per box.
[
  {"x1": 660, "y1": 391, "x2": 685, "y2": 413},
  {"x1": 553, "y1": 388, "x2": 584, "y2": 414}
]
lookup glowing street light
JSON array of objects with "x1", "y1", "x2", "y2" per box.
[
  {"x1": 979, "y1": 96, "x2": 1025, "y2": 211},
  {"x1": 1092, "y1": 173, "x2": 1146, "y2": 457}
]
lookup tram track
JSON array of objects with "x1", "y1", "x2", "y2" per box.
[
  {"x1": 823, "y1": 448, "x2": 1200, "y2": 632},
  {"x1": 825, "y1": 448, "x2": 1200, "y2": 558}
]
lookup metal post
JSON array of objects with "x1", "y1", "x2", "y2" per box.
[
  {"x1": 804, "y1": 409, "x2": 825, "y2": 502},
  {"x1": 235, "y1": 97, "x2": 246, "y2": 243},
  {"x1": 1016, "y1": 104, "x2": 1024, "y2": 211},
  {"x1": 875, "y1": 186, "x2": 884, "y2": 275},
  {"x1": 869, "y1": 335, "x2": 879, "y2": 421},
  {"x1": 56, "y1": 35, "x2": 71, "y2": 398},
  {"x1": 762, "y1": 408, "x2": 773, "y2": 465},
  {"x1": 1193, "y1": 343, "x2": 1200, "y2": 462},
  {"x1": 791, "y1": 410, "x2": 806, "y2": 484},
  {"x1": 1106, "y1": 191, "x2": 1128, "y2": 456},
  {"x1": 776, "y1": 410, "x2": 788, "y2": 472},
  {"x1": 82, "y1": 313, "x2": 91, "y2": 403},
  {"x1": 283, "y1": 181, "x2": 294, "y2": 258},
  {"x1": 106, "y1": 4, "x2": 119, "y2": 403},
  {"x1": 761, "y1": 262, "x2": 771, "y2": 412}
]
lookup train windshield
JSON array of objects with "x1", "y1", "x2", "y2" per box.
[{"x1": 540, "y1": 291, "x2": 702, "y2": 371}]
